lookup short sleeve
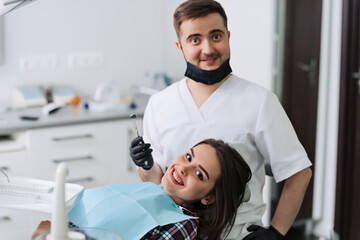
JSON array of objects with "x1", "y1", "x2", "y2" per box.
[{"x1": 254, "y1": 92, "x2": 312, "y2": 182}]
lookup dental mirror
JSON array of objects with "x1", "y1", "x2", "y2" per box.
[{"x1": 129, "y1": 114, "x2": 139, "y2": 137}]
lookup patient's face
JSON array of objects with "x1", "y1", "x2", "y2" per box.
[{"x1": 162, "y1": 143, "x2": 221, "y2": 206}]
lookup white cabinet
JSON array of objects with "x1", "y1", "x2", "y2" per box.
[
  {"x1": 0, "y1": 208, "x2": 50, "y2": 240},
  {"x1": 0, "y1": 131, "x2": 30, "y2": 177},
  {"x1": 0, "y1": 118, "x2": 142, "y2": 239},
  {"x1": 0, "y1": 150, "x2": 30, "y2": 177},
  {"x1": 27, "y1": 119, "x2": 142, "y2": 187}
]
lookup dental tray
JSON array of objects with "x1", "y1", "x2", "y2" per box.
[{"x1": 0, "y1": 177, "x2": 83, "y2": 213}]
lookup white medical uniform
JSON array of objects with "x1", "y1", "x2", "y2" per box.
[{"x1": 143, "y1": 75, "x2": 312, "y2": 239}]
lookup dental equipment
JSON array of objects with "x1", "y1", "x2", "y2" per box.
[
  {"x1": 129, "y1": 113, "x2": 140, "y2": 137},
  {"x1": 42, "y1": 95, "x2": 81, "y2": 115},
  {"x1": 46, "y1": 163, "x2": 85, "y2": 240},
  {"x1": 0, "y1": 0, "x2": 37, "y2": 16},
  {"x1": 0, "y1": 174, "x2": 83, "y2": 213},
  {"x1": 33, "y1": 163, "x2": 123, "y2": 240},
  {"x1": 0, "y1": 179, "x2": 53, "y2": 193}
]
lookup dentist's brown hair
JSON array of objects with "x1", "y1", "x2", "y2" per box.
[{"x1": 173, "y1": 0, "x2": 228, "y2": 39}]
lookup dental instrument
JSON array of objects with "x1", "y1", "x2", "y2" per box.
[
  {"x1": 0, "y1": 0, "x2": 37, "y2": 16},
  {"x1": 129, "y1": 114, "x2": 140, "y2": 137},
  {"x1": 129, "y1": 113, "x2": 149, "y2": 166}
]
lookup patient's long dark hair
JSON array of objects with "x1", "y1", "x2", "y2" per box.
[{"x1": 184, "y1": 139, "x2": 252, "y2": 240}]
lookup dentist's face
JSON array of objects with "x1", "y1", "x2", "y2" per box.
[
  {"x1": 175, "y1": 13, "x2": 230, "y2": 71},
  {"x1": 162, "y1": 143, "x2": 221, "y2": 206}
]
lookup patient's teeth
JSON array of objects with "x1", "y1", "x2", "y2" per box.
[{"x1": 173, "y1": 171, "x2": 182, "y2": 185}]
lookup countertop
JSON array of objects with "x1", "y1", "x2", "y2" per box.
[{"x1": 0, "y1": 105, "x2": 145, "y2": 135}]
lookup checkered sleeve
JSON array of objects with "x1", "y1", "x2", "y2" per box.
[{"x1": 141, "y1": 219, "x2": 198, "y2": 240}]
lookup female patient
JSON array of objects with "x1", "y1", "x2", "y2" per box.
[{"x1": 32, "y1": 139, "x2": 252, "y2": 240}]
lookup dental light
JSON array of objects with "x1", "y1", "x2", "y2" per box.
[{"x1": 0, "y1": 0, "x2": 36, "y2": 16}]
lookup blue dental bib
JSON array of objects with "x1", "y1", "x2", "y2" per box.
[{"x1": 67, "y1": 182, "x2": 196, "y2": 240}]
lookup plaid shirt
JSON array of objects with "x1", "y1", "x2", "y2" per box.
[{"x1": 141, "y1": 219, "x2": 198, "y2": 240}]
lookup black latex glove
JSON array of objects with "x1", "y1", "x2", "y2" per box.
[
  {"x1": 130, "y1": 136, "x2": 154, "y2": 170},
  {"x1": 243, "y1": 225, "x2": 285, "y2": 240}
]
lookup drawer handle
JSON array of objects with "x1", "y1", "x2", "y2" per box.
[
  {"x1": 52, "y1": 134, "x2": 93, "y2": 142},
  {"x1": 67, "y1": 176, "x2": 94, "y2": 183},
  {"x1": 52, "y1": 155, "x2": 93, "y2": 163},
  {"x1": 0, "y1": 216, "x2": 11, "y2": 222}
]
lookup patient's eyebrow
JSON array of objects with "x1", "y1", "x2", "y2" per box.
[
  {"x1": 190, "y1": 148, "x2": 195, "y2": 157},
  {"x1": 192, "y1": 148, "x2": 210, "y2": 180},
  {"x1": 199, "y1": 165, "x2": 210, "y2": 180}
]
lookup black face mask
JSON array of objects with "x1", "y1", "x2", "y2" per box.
[{"x1": 184, "y1": 58, "x2": 232, "y2": 85}]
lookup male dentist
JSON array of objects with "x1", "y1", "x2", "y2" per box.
[{"x1": 130, "y1": 0, "x2": 312, "y2": 239}]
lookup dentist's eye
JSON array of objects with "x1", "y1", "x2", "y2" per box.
[
  {"x1": 196, "y1": 171, "x2": 203, "y2": 181},
  {"x1": 213, "y1": 34, "x2": 221, "y2": 41},
  {"x1": 185, "y1": 153, "x2": 192, "y2": 162},
  {"x1": 191, "y1": 38, "x2": 199, "y2": 44}
]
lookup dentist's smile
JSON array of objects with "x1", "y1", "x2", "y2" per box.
[
  {"x1": 201, "y1": 54, "x2": 219, "y2": 62},
  {"x1": 200, "y1": 55, "x2": 220, "y2": 67}
]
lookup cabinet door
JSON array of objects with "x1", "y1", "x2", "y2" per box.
[
  {"x1": 27, "y1": 122, "x2": 116, "y2": 151},
  {"x1": 27, "y1": 120, "x2": 141, "y2": 187},
  {"x1": 29, "y1": 145, "x2": 129, "y2": 188},
  {"x1": 0, "y1": 131, "x2": 29, "y2": 178},
  {"x1": 0, "y1": 208, "x2": 50, "y2": 240},
  {"x1": 0, "y1": 151, "x2": 30, "y2": 178}
]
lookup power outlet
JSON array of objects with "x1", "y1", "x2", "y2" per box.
[
  {"x1": 19, "y1": 55, "x2": 57, "y2": 72},
  {"x1": 67, "y1": 52, "x2": 104, "y2": 69}
]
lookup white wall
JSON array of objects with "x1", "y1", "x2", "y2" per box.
[
  {"x1": 0, "y1": 0, "x2": 165, "y2": 102},
  {"x1": 219, "y1": 0, "x2": 274, "y2": 90},
  {"x1": 0, "y1": 0, "x2": 274, "y2": 105}
]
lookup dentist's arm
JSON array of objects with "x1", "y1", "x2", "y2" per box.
[
  {"x1": 244, "y1": 167, "x2": 312, "y2": 239},
  {"x1": 271, "y1": 167, "x2": 312, "y2": 234},
  {"x1": 138, "y1": 163, "x2": 163, "y2": 184},
  {"x1": 130, "y1": 136, "x2": 163, "y2": 184}
]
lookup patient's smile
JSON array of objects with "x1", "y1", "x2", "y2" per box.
[{"x1": 172, "y1": 169, "x2": 184, "y2": 186}]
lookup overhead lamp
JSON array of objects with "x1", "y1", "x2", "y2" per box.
[{"x1": 0, "y1": 0, "x2": 36, "y2": 16}]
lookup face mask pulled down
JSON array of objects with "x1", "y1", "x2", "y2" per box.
[{"x1": 185, "y1": 58, "x2": 232, "y2": 85}]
